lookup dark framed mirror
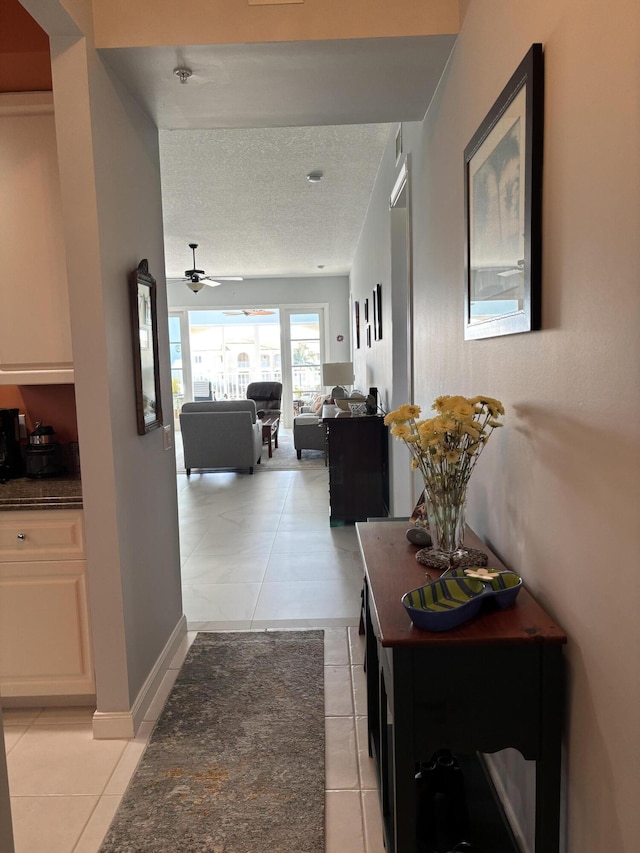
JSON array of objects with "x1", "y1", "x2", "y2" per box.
[{"x1": 129, "y1": 259, "x2": 163, "y2": 435}]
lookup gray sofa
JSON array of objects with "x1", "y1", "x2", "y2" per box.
[{"x1": 180, "y1": 401, "x2": 263, "y2": 474}]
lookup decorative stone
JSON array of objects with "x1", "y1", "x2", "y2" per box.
[{"x1": 406, "y1": 526, "x2": 433, "y2": 547}]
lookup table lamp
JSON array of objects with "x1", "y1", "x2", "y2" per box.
[{"x1": 322, "y1": 362, "x2": 354, "y2": 400}]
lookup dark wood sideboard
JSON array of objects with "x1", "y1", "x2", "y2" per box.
[
  {"x1": 356, "y1": 520, "x2": 567, "y2": 853},
  {"x1": 321, "y1": 408, "x2": 389, "y2": 525}
]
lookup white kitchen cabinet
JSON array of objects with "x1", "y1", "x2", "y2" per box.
[
  {"x1": 0, "y1": 510, "x2": 94, "y2": 699},
  {"x1": 0, "y1": 93, "x2": 73, "y2": 384}
]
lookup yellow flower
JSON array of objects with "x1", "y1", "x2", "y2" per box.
[
  {"x1": 439, "y1": 417, "x2": 457, "y2": 433},
  {"x1": 470, "y1": 395, "x2": 505, "y2": 417},
  {"x1": 404, "y1": 404, "x2": 422, "y2": 418},
  {"x1": 383, "y1": 403, "x2": 421, "y2": 425},
  {"x1": 390, "y1": 423, "x2": 412, "y2": 439},
  {"x1": 462, "y1": 422, "x2": 482, "y2": 437},
  {"x1": 445, "y1": 450, "x2": 461, "y2": 464},
  {"x1": 433, "y1": 395, "x2": 474, "y2": 419}
]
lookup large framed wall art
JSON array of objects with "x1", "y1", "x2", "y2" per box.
[{"x1": 464, "y1": 44, "x2": 544, "y2": 340}]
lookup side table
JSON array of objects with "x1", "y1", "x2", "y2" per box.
[
  {"x1": 357, "y1": 520, "x2": 567, "y2": 853},
  {"x1": 261, "y1": 417, "x2": 279, "y2": 458}
]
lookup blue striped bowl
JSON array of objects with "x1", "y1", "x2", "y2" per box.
[
  {"x1": 402, "y1": 569, "x2": 523, "y2": 632},
  {"x1": 401, "y1": 576, "x2": 486, "y2": 632},
  {"x1": 446, "y1": 568, "x2": 523, "y2": 609}
]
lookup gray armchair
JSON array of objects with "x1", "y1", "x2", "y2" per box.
[
  {"x1": 293, "y1": 414, "x2": 327, "y2": 463},
  {"x1": 180, "y1": 401, "x2": 263, "y2": 474}
]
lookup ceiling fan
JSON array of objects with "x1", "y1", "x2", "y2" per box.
[
  {"x1": 180, "y1": 243, "x2": 243, "y2": 293},
  {"x1": 223, "y1": 309, "x2": 275, "y2": 317}
]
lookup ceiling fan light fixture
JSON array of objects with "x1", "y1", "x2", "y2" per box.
[{"x1": 179, "y1": 242, "x2": 242, "y2": 292}]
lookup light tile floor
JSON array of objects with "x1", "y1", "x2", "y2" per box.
[{"x1": 4, "y1": 465, "x2": 385, "y2": 852}]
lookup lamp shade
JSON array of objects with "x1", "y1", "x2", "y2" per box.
[{"x1": 321, "y1": 362, "x2": 354, "y2": 387}]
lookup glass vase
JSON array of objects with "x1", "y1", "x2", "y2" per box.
[
  {"x1": 416, "y1": 487, "x2": 489, "y2": 572},
  {"x1": 425, "y1": 489, "x2": 467, "y2": 555}
]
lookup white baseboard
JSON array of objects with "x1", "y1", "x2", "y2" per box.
[
  {"x1": 92, "y1": 615, "x2": 188, "y2": 739},
  {"x1": 483, "y1": 752, "x2": 531, "y2": 853}
]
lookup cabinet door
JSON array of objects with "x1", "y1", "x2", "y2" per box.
[
  {"x1": 0, "y1": 560, "x2": 95, "y2": 697},
  {"x1": 0, "y1": 94, "x2": 73, "y2": 382}
]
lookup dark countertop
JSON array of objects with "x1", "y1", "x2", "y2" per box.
[{"x1": 0, "y1": 475, "x2": 83, "y2": 511}]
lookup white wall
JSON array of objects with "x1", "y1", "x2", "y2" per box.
[
  {"x1": 353, "y1": 1, "x2": 640, "y2": 850},
  {"x1": 0, "y1": 708, "x2": 14, "y2": 853},
  {"x1": 25, "y1": 0, "x2": 184, "y2": 727},
  {"x1": 167, "y1": 274, "x2": 351, "y2": 363}
]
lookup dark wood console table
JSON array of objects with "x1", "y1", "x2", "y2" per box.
[{"x1": 357, "y1": 520, "x2": 567, "y2": 853}]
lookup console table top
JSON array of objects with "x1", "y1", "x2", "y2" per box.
[{"x1": 357, "y1": 520, "x2": 567, "y2": 648}]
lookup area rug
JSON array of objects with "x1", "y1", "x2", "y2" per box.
[
  {"x1": 174, "y1": 428, "x2": 327, "y2": 473},
  {"x1": 255, "y1": 429, "x2": 326, "y2": 472},
  {"x1": 100, "y1": 631, "x2": 325, "y2": 853}
]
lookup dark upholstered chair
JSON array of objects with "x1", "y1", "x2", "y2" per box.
[{"x1": 246, "y1": 382, "x2": 282, "y2": 438}]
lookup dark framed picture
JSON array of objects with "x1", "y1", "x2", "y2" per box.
[
  {"x1": 354, "y1": 300, "x2": 361, "y2": 349},
  {"x1": 130, "y1": 259, "x2": 163, "y2": 435},
  {"x1": 464, "y1": 43, "x2": 544, "y2": 340},
  {"x1": 395, "y1": 125, "x2": 403, "y2": 165},
  {"x1": 372, "y1": 288, "x2": 378, "y2": 340},
  {"x1": 364, "y1": 298, "x2": 369, "y2": 323},
  {"x1": 366, "y1": 325, "x2": 372, "y2": 348},
  {"x1": 375, "y1": 283, "x2": 383, "y2": 340}
]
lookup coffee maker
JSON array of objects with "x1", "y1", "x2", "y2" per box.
[
  {"x1": 0, "y1": 408, "x2": 24, "y2": 481},
  {"x1": 24, "y1": 422, "x2": 66, "y2": 479}
]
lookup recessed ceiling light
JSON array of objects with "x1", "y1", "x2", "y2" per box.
[{"x1": 306, "y1": 171, "x2": 324, "y2": 183}]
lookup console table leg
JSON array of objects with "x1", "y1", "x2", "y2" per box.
[
  {"x1": 535, "y1": 648, "x2": 564, "y2": 853},
  {"x1": 389, "y1": 649, "x2": 417, "y2": 853}
]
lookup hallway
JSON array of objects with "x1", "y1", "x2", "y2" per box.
[{"x1": 4, "y1": 468, "x2": 384, "y2": 852}]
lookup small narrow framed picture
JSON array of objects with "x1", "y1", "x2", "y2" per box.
[
  {"x1": 372, "y1": 288, "x2": 378, "y2": 340},
  {"x1": 354, "y1": 300, "x2": 361, "y2": 349},
  {"x1": 395, "y1": 125, "x2": 403, "y2": 165}
]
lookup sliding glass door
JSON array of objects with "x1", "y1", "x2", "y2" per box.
[{"x1": 169, "y1": 304, "x2": 328, "y2": 429}]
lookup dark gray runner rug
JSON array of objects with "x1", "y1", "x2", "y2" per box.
[{"x1": 100, "y1": 631, "x2": 325, "y2": 853}]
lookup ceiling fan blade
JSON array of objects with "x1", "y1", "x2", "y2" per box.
[{"x1": 203, "y1": 276, "x2": 243, "y2": 281}]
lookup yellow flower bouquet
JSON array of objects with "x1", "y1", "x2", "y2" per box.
[{"x1": 384, "y1": 395, "x2": 505, "y2": 565}]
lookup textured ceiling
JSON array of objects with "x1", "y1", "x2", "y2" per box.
[
  {"x1": 160, "y1": 123, "x2": 392, "y2": 279},
  {"x1": 99, "y1": 35, "x2": 457, "y2": 280}
]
